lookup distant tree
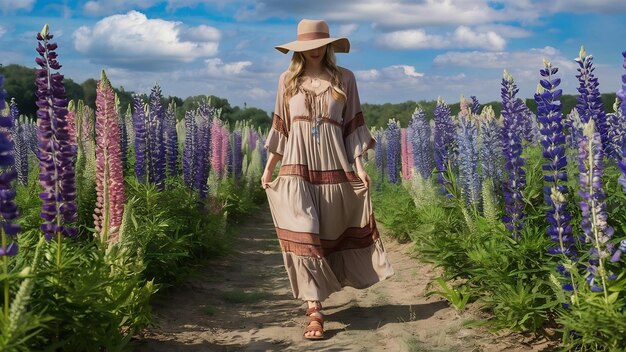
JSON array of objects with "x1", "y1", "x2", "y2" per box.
[{"x1": 225, "y1": 106, "x2": 270, "y2": 130}]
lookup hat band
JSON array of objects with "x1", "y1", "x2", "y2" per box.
[{"x1": 297, "y1": 32, "x2": 330, "y2": 41}]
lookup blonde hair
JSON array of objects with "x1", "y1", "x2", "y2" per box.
[{"x1": 284, "y1": 45, "x2": 347, "y2": 102}]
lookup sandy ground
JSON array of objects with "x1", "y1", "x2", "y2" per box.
[{"x1": 133, "y1": 205, "x2": 557, "y2": 352}]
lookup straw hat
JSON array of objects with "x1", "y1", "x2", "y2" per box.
[{"x1": 275, "y1": 19, "x2": 350, "y2": 54}]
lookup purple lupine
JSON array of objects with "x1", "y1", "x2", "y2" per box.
[
  {"x1": 478, "y1": 106, "x2": 503, "y2": 189},
  {"x1": 575, "y1": 47, "x2": 610, "y2": 158},
  {"x1": 520, "y1": 104, "x2": 540, "y2": 144},
  {"x1": 9, "y1": 100, "x2": 28, "y2": 186},
  {"x1": 605, "y1": 99, "x2": 626, "y2": 163},
  {"x1": 211, "y1": 118, "x2": 224, "y2": 178},
  {"x1": 617, "y1": 51, "x2": 626, "y2": 192},
  {"x1": 385, "y1": 119, "x2": 401, "y2": 184},
  {"x1": 501, "y1": 70, "x2": 526, "y2": 240},
  {"x1": 182, "y1": 110, "x2": 196, "y2": 188},
  {"x1": 21, "y1": 120, "x2": 38, "y2": 157},
  {"x1": 164, "y1": 101, "x2": 178, "y2": 178},
  {"x1": 233, "y1": 130, "x2": 243, "y2": 182},
  {"x1": 194, "y1": 102, "x2": 213, "y2": 199},
  {"x1": 408, "y1": 106, "x2": 434, "y2": 179},
  {"x1": 457, "y1": 115, "x2": 481, "y2": 207},
  {"x1": 221, "y1": 126, "x2": 230, "y2": 178},
  {"x1": 0, "y1": 74, "x2": 20, "y2": 258},
  {"x1": 35, "y1": 25, "x2": 78, "y2": 240},
  {"x1": 534, "y1": 60, "x2": 575, "y2": 258},
  {"x1": 470, "y1": 96, "x2": 481, "y2": 115},
  {"x1": 374, "y1": 129, "x2": 384, "y2": 190},
  {"x1": 434, "y1": 97, "x2": 456, "y2": 191},
  {"x1": 118, "y1": 100, "x2": 129, "y2": 172},
  {"x1": 148, "y1": 83, "x2": 166, "y2": 189},
  {"x1": 578, "y1": 120, "x2": 614, "y2": 295},
  {"x1": 249, "y1": 129, "x2": 258, "y2": 151},
  {"x1": 132, "y1": 95, "x2": 148, "y2": 183}
]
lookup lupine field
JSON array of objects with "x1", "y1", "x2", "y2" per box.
[{"x1": 2, "y1": 22, "x2": 626, "y2": 351}]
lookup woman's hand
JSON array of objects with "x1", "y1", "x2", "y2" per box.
[
  {"x1": 261, "y1": 168, "x2": 273, "y2": 189},
  {"x1": 357, "y1": 169, "x2": 370, "y2": 189}
]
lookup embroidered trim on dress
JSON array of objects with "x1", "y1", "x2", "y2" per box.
[
  {"x1": 271, "y1": 113, "x2": 288, "y2": 137},
  {"x1": 343, "y1": 111, "x2": 365, "y2": 139},
  {"x1": 279, "y1": 164, "x2": 360, "y2": 184},
  {"x1": 293, "y1": 115, "x2": 342, "y2": 127}
]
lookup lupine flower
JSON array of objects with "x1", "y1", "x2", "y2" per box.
[
  {"x1": 534, "y1": 60, "x2": 575, "y2": 258},
  {"x1": 459, "y1": 95, "x2": 472, "y2": 118},
  {"x1": 0, "y1": 74, "x2": 20, "y2": 257},
  {"x1": 616, "y1": 51, "x2": 626, "y2": 192},
  {"x1": 470, "y1": 96, "x2": 481, "y2": 115},
  {"x1": 575, "y1": 46, "x2": 610, "y2": 158},
  {"x1": 478, "y1": 106, "x2": 503, "y2": 189},
  {"x1": 374, "y1": 129, "x2": 384, "y2": 190},
  {"x1": 118, "y1": 96, "x2": 129, "y2": 172},
  {"x1": 211, "y1": 118, "x2": 225, "y2": 178},
  {"x1": 408, "y1": 107, "x2": 434, "y2": 179},
  {"x1": 520, "y1": 104, "x2": 540, "y2": 144},
  {"x1": 221, "y1": 125, "x2": 230, "y2": 178},
  {"x1": 148, "y1": 83, "x2": 166, "y2": 189},
  {"x1": 605, "y1": 98, "x2": 626, "y2": 162},
  {"x1": 400, "y1": 128, "x2": 411, "y2": 180},
  {"x1": 578, "y1": 120, "x2": 614, "y2": 294},
  {"x1": 385, "y1": 119, "x2": 401, "y2": 184},
  {"x1": 194, "y1": 102, "x2": 213, "y2": 198},
  {"x1": 249, "y1": 129, "x2": 258, "y2": 151},
  {"x1": 233, "y1": 130, "x2": 243, "y2": 182},
  {"x1": 132, "y1": 95, "x2": 148, "y2": 182},
  {"x1": 457, "y1": 115, "x2": 481, "y2": 207},
  {"x1": 182, "y1": 110, "x2": 196, "y2": 187},
  {"x1": 501, "y1": 70, "x2": 526, "y2": 240},
  {"x1": 35, "y1": 24, "x2": 78, "y2": 240},
  {"x1": 21, "y1": 119, "x2": 38, "y2": 157},
  {"x1": 164, "y1": 101, "x2": 178, "y2": 178},
  {"x1": 9, "y1": 100, "x2": 28, "y2": 186},
  {"x1": 434, "y1": 97, "x2": 456, "y2": 191},
  {"x1": 66, "y1": 100, "x2": 77, "y2": 145},
  {"x1": 93, "y1": 71, "x2": 125, "y2": 244}
]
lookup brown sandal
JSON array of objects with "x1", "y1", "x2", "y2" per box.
[{"x1": 303, "y1": 305, "x2": 324, "y2": 340}]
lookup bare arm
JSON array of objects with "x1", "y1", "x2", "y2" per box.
[{"x1": 261, "y1": 152, "x2": 282, "y2": 188}]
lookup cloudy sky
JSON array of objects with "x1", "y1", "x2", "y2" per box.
[{"x1": 1, "y1": 0, "x2": 625, "y2": 113}]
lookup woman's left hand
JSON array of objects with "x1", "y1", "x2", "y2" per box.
[{"x1": 357, "y1": 169, "x2": 370, "y2": 189}]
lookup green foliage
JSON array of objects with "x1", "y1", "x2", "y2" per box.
[
  {"x1": 426, "y1": 277, "x2": 470, "y2": 311},
  {"x1": 370, "y1": 178, "x2": 419, "y2": 242}
]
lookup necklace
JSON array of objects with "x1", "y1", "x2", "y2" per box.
[{"x1": 309, "y1": 72, "x2": 323, "y2": 88}]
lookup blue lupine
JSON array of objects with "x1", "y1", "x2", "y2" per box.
[
  {"x1": 374, "y1": 129, "x2": 384, "y2": 190},
  {"x1": 164, "y1": 101, "x2": 178, "y2": 178},
  {"x1": 148, "y1": 84, "x2": 166, "y2": 189},
  {"x1": 408, "y1": 107, "x2": 434, "y2": 179},
  {"x1": 0, "y1": 74, "x2": 20, "y2": 257},
  {"x1": 183, "y1": 110, "x2": 196, "y2": 187},
  {"x1": 470, "y1": 96, "x2": 481, "y2": 115},
  {"x1": 534, "y1": 60, "x2": 575, "y2": 258},
  {"x1": 9, "y1": 100, "x2": 28, "y2": 186},
  {"x1": 575, "y1": 47, "x2": 610, "y2": 158},
  {"x1": 457, "y1": 115, "x2": 481, "y2": 207},
  {"x1": 605, "y1": 99, "x2": 626, "y2": 162},
  {"x1": 501, "y1": 70, "x2": 526, "y2": 240},
  {"x1": 617, "y1": 51, "x2": 626, "y2": 192},
  {"x1": 578, "y1": 120, "x2": 614, "y2": 295},
  {"x1": 233, "y1": 131, "x2": 243, "y2": 182},
  {"x1": 132, "y1": 95, "x2": 148, "y2": 182},
  {"x1": 385, "y1": 119, "x2": 401, "y2": 184},
  {"x1": 35, "y1": 25, "x2": 78, "y2": 240},
  {"x1": 119, "y1": 101, "x2": 129, "y2": 172},
  {"x1": 478, "y1": 106, "x2": 503, "y2": 189},
  {"x1": 434, "y1": 97, "x2": 456, "y2": 191},
  {"x1": 194, "y1": 102, "x2": 213, "y2": 199}
]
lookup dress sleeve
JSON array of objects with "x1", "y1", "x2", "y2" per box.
[
  {"x1": 342, "y1": 69, "x2": 376, "y2": 164},
  {"x1": 265, "y1": 73, "x2": 289, "y2": 156}
]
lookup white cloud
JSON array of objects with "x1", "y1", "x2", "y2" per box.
[
  {"x1": 355, "y1": 69, "x2": 381, "y2": 81},
  {"x1": 337, "y1": 24, "x2": 358, "y2": 37},
  {"x1": 475, "y1": 24, "x2": 532, "y2": 38},
  {"x1": 205, "y1": 58, "x2": 252, "y2": 76},
  {"x1": 73, "y1": 11, "x2": 220, "y2": 70},
  {"x1": 378, "y1": 26, "x2": 506, "y2": 51},
  {"x1": 433, "y1": 46, "x2": 577, "y2": 71},
  {"x1": 0, "y1": 0, "x2": 35, "y2": 12},
  {"x1": 389, "y1": 65, "x2": 424, "y2": 78},
  {"x1": 0, "y1": 26, "x2": 6, "y2": 38}
]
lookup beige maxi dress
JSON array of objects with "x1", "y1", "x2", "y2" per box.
[{"x1": 264, "y1": 67, "x2": 394, "y2": 302}]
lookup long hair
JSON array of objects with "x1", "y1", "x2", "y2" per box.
[{"x1": 284, "y1": 45, "x2": 347, "y2": 102}]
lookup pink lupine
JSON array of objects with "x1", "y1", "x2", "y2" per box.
[
  {"x1": 66, "y1": 101, "x2": 77, "y2": 145},
  {"x1": 93, "y1": 71, "x2": 125, "y2": 244},
  {"x1": 211, "y1": 118, "x2": 224, "y2": 178},
  {"x1": 401, "y1": 128, "x2": 411, "y2": 180}
]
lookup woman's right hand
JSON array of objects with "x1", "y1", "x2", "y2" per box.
[{"x1": 261, "y1": 169, "x2": 273, "y2": 189}]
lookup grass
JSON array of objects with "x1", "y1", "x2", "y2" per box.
[{"x1": 220, "y1": 289, "x2": 269, "y2": 304}]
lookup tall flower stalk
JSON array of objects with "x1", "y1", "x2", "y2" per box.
[
  {"x1": 117, "y1": 96, "x2": 129, "y2": 173},
  {"x1": 578, "y1": 120, "x2": 614, "y2": 300},
  {"x1": 408, "y1": 107, "x2": 434, "y2": 179},
  {"x1": 385, "y1": 119, "x2": 401, "y2": 184},
  {"x1": 182, "y1": 110, "x2": 196, "y2": 187},
  {"x1": 132, "y1": 95, "x2": 148, "y2": 183},
  {"x1": 232, "y1": 130, "x2": 243, "y2": 183},
  {"x1": 148, "y1": 84, "x2": 166, "y2": 189},
  {"x1": 617, "y1": 51, "x2": 626, "y2": 192},
  {"x1": 9, "y1": 100, "x2": 28, "y2": 186},
  {"x1": 575, "y1": 46, "x2": 610, "y2": 158},
  {"x1": 501, "y1": 70, "x2": 526, "y2": 240},
  {"x1": 164, "y1": 101, "x2": 178, "y2": 178},
  {"x1": 470, "y1": 95, "x2": 481, "y2": 115},
  {"x1": 478, "y1": 106, "x2": 503, "y2": 190},
  {"x1": 434, "y1": 97, "x2": 456, "y2": 191},
  {"x1": 34, "y1": 24, "x2": 77, "y2": 241},
  {"x1": 457, "y1": 115, "x2": 481, "y2": 207},
  {"x1": 93, "y1": 71, "x2": 125, "y2": 244},
  {"x1": 400, "y1": 128, "x2": 412, "y2": 180},
  {"x1": 194, "y1": 102, "x2": 213, "y2": 198},
  {"x1": 211, "y1": 118, "x2": 224, "y2": 178},
  {"x1": 374, "y1": 129, "x2": 384, "y2": 190}
]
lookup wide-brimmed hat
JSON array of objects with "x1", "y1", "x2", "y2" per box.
[{"x1": 275, "y1": 19, "x2": 350, "y2": 54}]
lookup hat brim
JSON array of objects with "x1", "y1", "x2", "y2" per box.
[{"x1": 275, "y1": 37, "x2": 350, "y2": 54}]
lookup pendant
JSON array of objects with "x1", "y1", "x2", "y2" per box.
[
  {"x1": 311, "y1": 117, "x2": 322, "y2": 143},
  {"x1": 311, "y1": 78, "x2": 321, "y2": 88}
]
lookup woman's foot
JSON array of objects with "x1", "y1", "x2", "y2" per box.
[{"x1": 303, "y1": 302, "x2": 324, "y2": 340}]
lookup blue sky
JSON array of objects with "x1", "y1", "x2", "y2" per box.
[{"x1": 1, "y1": 0, "x2": 626, "y2": 113}]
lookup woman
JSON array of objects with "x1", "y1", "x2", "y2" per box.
[{"x1": 261, "y1": 19, "x2": 394, "y2": 340}]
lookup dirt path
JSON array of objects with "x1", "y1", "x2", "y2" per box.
[{"x1": 134, "y1": 205, "x2": 555, "y2": 352}]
